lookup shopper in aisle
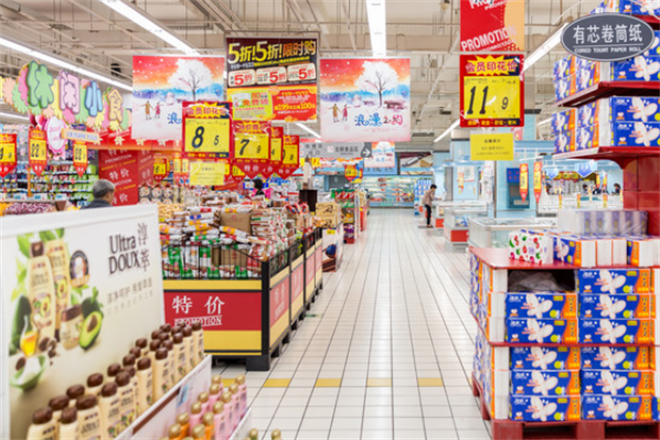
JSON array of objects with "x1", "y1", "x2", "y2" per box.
[
  {"x1": 82, "y1": 179, "x2": 115, "y2": 209},
  {"x1": 252, "y1": 178, "x2": 265, "y2": 197},
  {"x1": 421, "y1": 184, "x2": 437, "y2": 228},
  {"x1": 613, "y1": 183, "x2": 622, "y2": 195}
]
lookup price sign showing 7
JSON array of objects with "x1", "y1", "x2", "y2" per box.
[{"x1": 235, "y1": 132, "x2": 268, "y2": 159}]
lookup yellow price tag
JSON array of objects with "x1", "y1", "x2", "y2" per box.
[
  {"x1": 283, "y1": 142, "x2": 298, "y2": 165},
  {"x1": 189, "y1": 161, "x2": 225, "y2": 186},
  {"x1": 184, "y1": 118, "x2": 230, "y2": 155},
  {"x1": 232, "y1": 165, "x2": 245, "y2": 177},
  {"x1": 270, "y1": 137, "x2": 282, "y2": 162},
  {"x1": 235, "y1": 132, "x2": 269, "y2": 159},
  {"x1": 73, "y1": 142, "x2": 87, "y2": 163},
  {"x1": 172, "y1": 158, "x2": 181, "y2": 174},
  {"x1": 182, "y1": 159, "x2": 189, "y2": 174},
  {"x1": 154, "y1": 161, "x2": 167, "y2": 176},
  {"x1": 0, "y1": 141, "x2": 15, "y2": 163},
  {"x1": 463, "y1": 76, "x2": 521, "y2": 121},
  {"x1": 29, "y1": 139, "x2": 46, "y2": 162}
]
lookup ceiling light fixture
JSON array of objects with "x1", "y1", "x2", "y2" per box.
[
  {"x1": 295, "y1": 122, "x2": 321, "y2": 139},
  {"x1": 434, "y1": 119, "x2": 460, "y2": 143},
  {"x1": 0, "y1": 37, "x2": 133, "y2": 92},
  {"x1": 537, "y1": 117, "x2": 553, "y2": 126},
  {"x1": 366, "y1": 0, "x2": 387, "y2": 57},
  {"x1": 522, "y1": 25, "x2": 567, "y2": 73},
  {"x1": 100, "y1": 0, "x2": 199, "y2": 55},
  {"x1": 0, "y1": 111, "x2": 30, "y2": 122}
]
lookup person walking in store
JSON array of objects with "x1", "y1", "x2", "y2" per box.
[
  {"x1": 613, "y1": 183, "x2": 622, "y2": 195},
  {"x1": 82, "y1": 179, "x2": 115, "y2": 209},
  {"x1": 252, "y1": 178, "x2": 265, "y2": 197},
  {"x1": 422, "y1": 184, "x2": 437, "y2": 228}
]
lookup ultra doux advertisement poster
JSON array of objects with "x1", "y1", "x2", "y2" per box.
[{"x1": 1, "y1": 206, "x2": 163, "y2": 439}]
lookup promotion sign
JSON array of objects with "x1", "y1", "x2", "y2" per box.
[
  {"x1": 561, "y1": 14, "x2": 655, "y2": 62},
  {"x1": 99, "y1": 149, "x2": 153, "y2": 206},
  {"x1": 182, "y1": 101, "x2": 232, "y2": 159},
  {"x1": 189, "y1": 160, "x2": 226, "y2": 186},
  {"x1": 153, "y1": 158, "x2": 168, "y2": 183},
  {"x1": 519, "y1": 162, "x2": 529, "y2": 202},
  {"x1": 460, "y1": 55, "x2": 524, "y2": 128},
  {"x1": 301, "y1": 142, "x2": 371, "y2": 159},
  {"x1": 233, "y1": 120, "x2": 271, "y2": 178},
  {"x1": 0, "y1": 133, "x2": 17, "y2": 178},
  {"x1": 225, "y1": 37, "x2": 318, "y2": 122},
  {"x1": 277, "y1": 135, "x2": 300, "y2": 179},
  {"x1": 533, "y1": 161, "x2": 543, "y2": 203},
  {"x1": 470, "y1": 133, "x2": 515, "y2": 161},
  {"x1": 345, "y1": 164, "x2": 359, "y2": 182},
  {"x1": 319, "y1": 58, "x2": 411, "y2": 142},
  {"x1": 28, "y1": 128, "x2": 47, "y2": 176},
  {"x1": 262, "y1": 126, "x2": 283, "y2": 178},
  {"x1": 1, "y1": 206, "x2": 163, "y2": 439},
  {"x1": 460, "y1": 0, "x2": 525, "y2": 52},
  {"x1": 72, "y1": 141, "x2": 88, "y2": 177}
]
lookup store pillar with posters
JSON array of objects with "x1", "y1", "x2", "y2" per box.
[{"x1": 2, "y1": 1, "x2": 660, "y2": 439}]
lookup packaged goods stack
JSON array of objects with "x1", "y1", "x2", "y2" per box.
[
  {"x1": 332, "y1": 189, "x2": 359, "y2": 243},
  {"x1": 315, "y1": 201, "x2": 341, "y2": 229}
]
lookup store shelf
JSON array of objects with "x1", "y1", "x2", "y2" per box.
[
  {"x1": 554, "y1": 81, "x2": 660, "y2": 108},
  {"x1": 554, "y1": 147, "x2": 660, "y2": 162}
]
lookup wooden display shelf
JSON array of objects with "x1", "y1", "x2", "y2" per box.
[{"x1": 555, "y1": 81, "x2": 660, "y2": 108}]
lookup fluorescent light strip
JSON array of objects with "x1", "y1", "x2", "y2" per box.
[
  {"x1": 434, "y1": 119, "x2": 460, "y2": 143},
  {"x1": 0, "y1": 37, "x2": 133, "y2": 92},
  {"x1": 537, "y1": 117, "x2": 553, "y2": 126},
  {"x1": 295, "y1": 122, "x2": 321, "y2": 139},
  {"x1": 366, "y1": 0, "x2": 387, "y2": 57},
  {"x1": 0, "y1": 111, "x2": 30, "y2": 122},
  {"x1": 100, "y1": 0, "x2": 199, "y2": 55},
  {"x1": 522, "y1": 25, "x2": 567, "y2": 73}
]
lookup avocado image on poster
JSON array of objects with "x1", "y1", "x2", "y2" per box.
[{"x1": 80, "y1": 311, "x2": 103, "y2": 350}]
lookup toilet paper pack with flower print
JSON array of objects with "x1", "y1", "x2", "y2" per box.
[
  {"x1": 506, "y1": 318, "x2": 579, "y2": 344},
  {"x1": 579, "y1": 319, "x2": 654, "y2": 345},
  {"x1": 581, "y1": 347, "x2": 650, "y2": 371},
  {"x1": 510, "y1": 370, "x2": 580, "y2": 396},
  {"x1": 581, "y1": 369, "x2": 654, "y2": 396},
  {"x1": 582, "y1": 395, "x2": 654, "y2": 421},
  {"x1": 510, "y1": 347, "x2": 581, "y2": 371},
  {"x1": 510, "y1": 395, "x2": 580, "y2": 422}
]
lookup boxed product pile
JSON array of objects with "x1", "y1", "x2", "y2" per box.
[
  {"x1": 553, "y1": 55, "x2": 576, "y2": 103},
  {"x1": 552, "y1": 108, "x2": 576, "y2": 154},
  {"x1": 509, "y1": 230, "x2": 554, "y2": 264},
  {"x1": 598, "y1": 0, "x2": 660, "y2": 16},
  {"x1": 316, "y1": 201, "x2": 341, "y2": 228}
]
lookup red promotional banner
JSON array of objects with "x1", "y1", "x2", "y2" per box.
[
  {"x1": 460, "y1": 0, "x2": 525, "y2": 52},
  {"x1": 345, "y1": 164, "x2": 358, "y2": 182},
  {"x1": 73, "y1": 141, "x2": 88, "y2": 177},
  {"x1": 28, "y1": 128, "x2": 48, "y2": 176},
  {"x1": 99, "y1": 149, "x2": 153, "y2": 205},
  {"x1": 0, "y1": 133, "x2": 18, "y2": 178},
  {"x1": 153, "y1": 158, "x2": 168, "y2": 183},
  {"x1": 519, "y1": 163, "x2": 529, "y2": 202},
  {"x1": 277, "y1": 134, "x2": 300, "y2": 179},
  {"x1": 262, "y1": 126, "x2": 283, "y2": 179},
  {"x1": 270, "y1": 277, "x2": 290, "y2": 327},
  {"x1": 533, "y1": 161, "x2": 543, "y2": 203},
  {"x1": 233, "y1": 120, "x2": 271, "y2": 179}
]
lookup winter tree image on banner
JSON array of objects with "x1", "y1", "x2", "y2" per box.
[
  {"x1": 320, "y1": 58, "x2": 411, "y2": 142},
  {"x1": 132, "y1": 56, "x2": 225, "y2": 141}
]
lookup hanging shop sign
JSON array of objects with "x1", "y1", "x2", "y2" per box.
[
  {"x1": 470, "y1": 133, "x2": 515, "y2": 161},
  {"x1": 519, "y1": 162, "x2": 529, "y2": 202},
  {"x1": 400, "y1": 152, "x2": 433, "y2": 176},
  {"x1": 460, "y1": 0, "x2": 525, "y2": 52},
  {"x1": 301, "y1": 142, "x2": 371, "y2": 159},
  {"x1": 533, "y1": 161, "x2": 543, "y2": 203},
  {"x1": 261, "y1": 126, "x2": 283, "y2": 179},
  {"x1": 182, "y1": 101, "x2": 232, "y2": 159},
  {"x1": 233, "y1": 120, "x2": 271, "y2": 178},
  {"x1": 189, "y1": 160, "x2": 226, "y2": 186},
  {"x1": 28, "y1": 128, "x2": 47, "y2": 176},
  {"x1": 225, "y1": 37, "x2": 318, "y2": 122},
  {"x1": 0, "y1": 133, "x2": 17, "y2": 178},
  {"x1": 61, "y1": 128, "x2": 100, "y2": 143},
  {"x1": 3, "y1": 61, "x2": 130, "y2": 131},
  {"x1": 319, "y1": 58, "x2": 411, "y2": 142},
  {"x1": 561, "y1": 14, "x2": 655, "y2": 62},
  {"x1": 72, "y1": 141, "x2": 88, "y2": 177},
  {"x1": 132, "y1": 55, "x2": 225, "y2": 141},
  {"x1": 277, "y1": 135, "x2": 300, "y2": 179},
  {"x1": 153, "y1": 158, "x2": 168, "y2": 183},
  {"x1": 345, "y1": 164, "x2": 358, "y2": 182},
  {"x1": 460, "y1": 55, "x2": 524, "y2": 128}
]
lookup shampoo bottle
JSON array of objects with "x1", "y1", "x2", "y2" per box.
[
  {"x1": 98, "y1": 382, "x2": 121, "y2": 439},
  {"x1": 86, "y1": 373, "x2": 104, "y2": 397},
  {"x1": 48, "y1": 395, "x2": 69, "y2": 438},
  {"x1": 236, "y1": 375, "x2": 247, "y2": 418},
  {"x1": 115, "y1": 372, "x2": 136, "y2": 433},
  {"x1": 192, "y1": 322, "x2": 204, "y2": 366},
  {"x1": 189, "y1": 402, "x2": 203, "y2": 430},
  {"x1": 76, "y1": 395, "x2": 102, "y2": 440},
  {"x1": 58, "y1": 407, "x2": 78, "y2": 440},
  {"x1": 136, "y1": 357, "x2": 153, "y2": 416},
  {"x1": 26, "y1": 407, "x2": 56, "y2": 440},
  {"x1": 212, "y1": 402, "x2": 226, "y2": 440},
  {"x1": 182, "y1": 326, "x2": 194, "y2": 373}
]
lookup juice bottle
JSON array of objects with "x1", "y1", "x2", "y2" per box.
[
  {"x1": 26, "y1": 407, "x2": 56, "y2": 440},
  {"x1": 98, "y1": 382, "x2": 121, "y2": 439}
]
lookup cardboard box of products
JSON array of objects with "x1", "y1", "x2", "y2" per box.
[{"x1": 220, "y1": 209, "x2": 252, "y2": 235}]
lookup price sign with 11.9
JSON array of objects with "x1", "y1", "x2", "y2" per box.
[{"x1": 460, "y1": 54, "x2": 524, "y2": 128}]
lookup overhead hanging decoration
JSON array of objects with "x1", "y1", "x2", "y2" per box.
[
  {"x1": 132, "y1": 55, "x2": 225, "y2": 141},
  {"x1": 459, "y1": 0, "x2": 525, "y2": 52},
  {"x1": 262, "y1": 126, "x2": 283, "y2": 178},
  {"x1": 182, "y1": 101, "x2": 233, "y2": 159},
  {"x1": 225, "y1": 37, "x2": 318, "y2": 122},
  {"x1": 319, "y1": 58, "x2": 411, "y2": 142},
  {"x1": 233, "y1": 120, "x2": 271, "y2": 178},
  {"x1": 533, "y1": 161, "x2": 543, "y2": 203},
  {"x1": 277, "y1": 134, "x2": 300, "y2": 179},
  {"x1": 519, "y1": 163, "x2": 529, "y2": 202},
  {"x1": 0, "y1": 133, "x2": 18, "y2": 178},
  {"x1": 28, "y1": 127, "x2": 47, "y2": 176}
]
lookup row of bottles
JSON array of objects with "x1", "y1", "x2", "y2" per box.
[{"x1": 26, "y1": 322, "x2": 205, "y2": 440}]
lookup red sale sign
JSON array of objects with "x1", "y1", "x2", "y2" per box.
[
  {"x1": 519, "y1": 163, "x2": 529, "y2": 202},
  {"x1": 28, "y1": 128, "x2": 48, "y2": 176},
  {"x1": 233, "y1": 120, "x2": 271, "y2": 179},
  {"x1": 0, "y1": 133, "x2": 18, "y2": 178},
  {"x1": 533, "y1": 161, "x2": 543, "y2": 203},
  {"x1": 277, "y1": 134, "x2": 300, "y2": 179},
  {"x1": 460, "y1": 0, "x2": 525, "y2": 52}
]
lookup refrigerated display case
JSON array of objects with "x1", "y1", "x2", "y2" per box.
[
  {"x1": 467, "y1": 217, "x2": 556, "y2": 249},
  {"x1": 361, "y1": 176, "x2": 418, "y2": 208},
  {"x1": 431, "y1": 200, "x2": 487, "y2": 228},
  {"x1": 443, "y1": 206, "x2": 488, "y2": 247}
]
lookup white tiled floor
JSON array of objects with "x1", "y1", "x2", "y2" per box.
[{"x1": 215, "y1": 209, "x2": 488, "y2": 440}]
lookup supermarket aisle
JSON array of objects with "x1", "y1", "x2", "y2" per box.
[{"x1": 216, "y1": 209, "x2": 487, "y2": 440}]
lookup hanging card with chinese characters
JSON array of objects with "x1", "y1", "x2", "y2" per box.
[
  {"x1": 0, "y1": 133, "x2": 17, "y2": 178},
  {"x1": 182, "y1": 101, "x2": 233, "y2": 159},
  {"x1": 233, "y1": 120, "x2": 271, "y2": 178},
  {"x1": 319, "y1": 58, "x2": 411, "y2": 142},
  {"x1": 262, "y1": 126, "x2": 283, "y2": 179},
  {"x1": 277, "y1": 135, "x2": 300, "y2": 179},
  {"x1": 28, "y1": 128, "x2": 48, "y2": 176},
  {"x1": 73, "y1": 141, "x2": 88, "y2": 177}
]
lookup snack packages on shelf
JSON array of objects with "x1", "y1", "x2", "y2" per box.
[{"x1": 509, "y1": 230, "x2": 554, "y2": 264}]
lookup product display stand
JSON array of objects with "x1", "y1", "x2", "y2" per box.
[
  {"x1": 322, "y1": 223, "x2": 344, "y2": 272},
  {"x1": 469, "y1": 247, "x2": 660, "y2": 440}
]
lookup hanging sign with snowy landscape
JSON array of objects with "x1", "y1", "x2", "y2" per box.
[
  {"x1": 319, "y1": 58, "x2": 411, "y2": 143},
  {"x1": 132, "y1": 56, "x2": 225, "y2": 141}
]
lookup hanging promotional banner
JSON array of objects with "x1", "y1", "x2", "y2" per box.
[
  {"x1": 470, "y1": 133, "x2": 515, "y2": 161},
  {"x1": 301, "y1": 142, "x2": 371, "y2": 159},
  {"x1": 365, "y1": 142, "x2": 395, "y2": 168},
  {"x1": 72, "y1": 141, "x2": 88, "y2": 177},
  {"x1": 233, "y1": 120, "x2": 271, "y2": 178},
  {"x1": 459, "y1": 54, "x2": 524, "y2": 128},
  {"x1": 0, "y1": 133, "x2": 17, "y2": 178},
  {"x1": 576, "y1": 160, "x2": 597, "y2": 178},
  {"x1": 182, "y1": 101, "x2": 233, "y2": 159},
  {"x1": 28, "y1": 128, "x2": 47, "y2": 176},
  {"x1": 519, "y1": 163, "x2": 529, "y2": 202},
  {"x1": 132, "y1": 56, "x2": 225, "y2": 141},
  {"x1": 460, "y1": 0, "x2": 525, "y2": 52},
  {"x1": 319, "y1": 58, "x2": 411, "y2": 142},
  {"x1": 189, "y1": 160, "x2": 226, "y2": 186},
  {"x1": 277, "y1": 135, "x2": 300, "y2": 179},
  {"x1": 261, "y1": 126, "x2": 283, "y2": 178},
  {"x1": 345, "y1": 164, "x2": 358, "y2": 182},
  {"x1": 99, "y1": 150, "x2": 154, "y2": 205},
  {"x1": 533, "y1": 161, "x2": 543, "y2": 203},
  {"x1": 153, "y1": 158, "x2": 168, "y2": 183},
  {"x1": 225, "y1": 37, "x2": 318, "y2": 122}
]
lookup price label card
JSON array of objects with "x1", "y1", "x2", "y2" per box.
[
  {"x1": 154, "y1": 161, "x2": 167, "y2": 176},
  {"x1": 256, "y1": 66, "x2": 287, "y2": 85},
  {"x1": 235, "y1": 132, "x2": 269, "y2": 159},
  {"x1": 189, "y1": 161, "x2": 225, "y2": 186},
  {"x1": 0, "y1": 140, "x2": 16, "y2": 163},
  {"x1": 460, "y1": 54, "x2": 524, "y2": 128},
  {"x1": 287, "y1": 63, "x2": 317, "y2": 82},
  {"x1": 184, "y1": 118, "x2": 231, "y2": 155},
  {"x1": 228, "y1": 69, "x2": 256, "y2": 87},
  {"x1": 73, "y1": 142, "x2": 87, "y2": 162},
  {"x1": 29, "y1": 138, "x2": 46, "y2": 162},
  {"x1": 283, "y1": 135, "x2": 299, "y2": 165},
  {"x1": 232, "y1": 165, "x2": 245, "y2": 177}
]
